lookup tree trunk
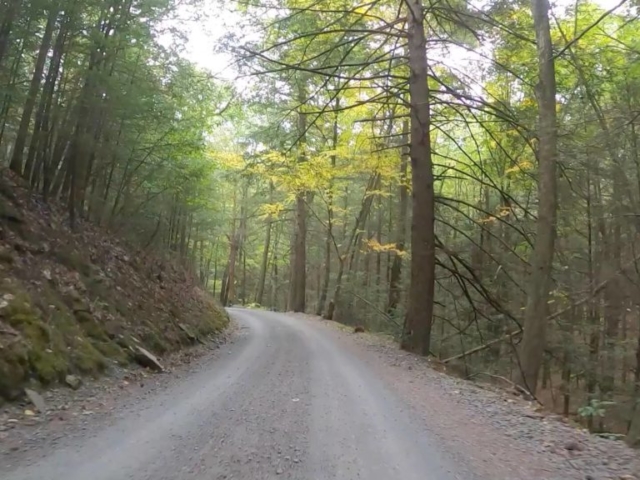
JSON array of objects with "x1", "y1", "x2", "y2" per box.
[
  {"x1": 325, "y1": 173, "x2": 379, "y2": 321},
  {"x1": 402, "y1": 0, "x2": 436, "y2": 356},
  {"x1": 256, "y1": 182, "x2": 274, "y2": 305},
  {"x1": 288, "y1": 83, "x2": 308, "y2": 312},
  {"x1": 627, "y1": 310, "x2": 640, "y2": 446},
  {"x1": 515, "y1": 0, "x2": 558, "y2": 394},
  {"x1": 387, "y1": 119, "x2": 409, "y2": 315},
  {"x1": 26, "y1": 15, "x2": 68, "y2": 187},
  {"x1": 316, "y1": 105, "x2": 338, "y2": 316},
  {"x1": 0, "y1": 0, "x2": 20, "y2": 68},
  {"x1": 0, "y1": 16, "x2": 30, "y2": 149},
  {"x1": 10, "y1": 5, "x2": 58, "y2": 175}
]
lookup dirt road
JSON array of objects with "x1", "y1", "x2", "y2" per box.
[{"x1": 3, "y1": 308, "x2": 639, "y2": 480}]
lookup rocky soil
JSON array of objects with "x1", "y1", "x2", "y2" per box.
[
  {"x1": 0, "y1": 324, "x2": 235, "y2": 461},
  {"x1": 0, "y1": 169, "x2": 228, "y2": 401}
]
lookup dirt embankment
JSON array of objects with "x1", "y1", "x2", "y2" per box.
[{"x1": 0, "y1": 170, "x2": 227, "y2": 402}]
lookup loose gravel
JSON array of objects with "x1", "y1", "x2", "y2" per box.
[{"x1": 307, "y1": 315, "x2": 640, "y2": 480}]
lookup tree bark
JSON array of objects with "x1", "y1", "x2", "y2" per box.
[
  {"x1": 316, "y1": 104, "x2": 338, "y2": 316},
  {"x1": 256, "y1": 183, "x2": 274, "y2": 305},
  {"x1": 0, "y1": 0, "x2": 20, "y2": 69},
  {"x1": 10, "y1": 5, "x2": 58, "y2": 175},
  {"x1": 26, "y1": 14, "x2": 68, "y2": 187},
  {"x1": 402, "y1": 0, "x2": 436, "y2": 356},
  {"x1": 387, "y1": 119, "x2": 409, "y2": 315},
  {"x1": 325, "y1": 173, "x2": 379, "y2": 321},
  {"x1": 288, "y1": 82, "x2": 308, "y2": 312},
  {"x1": 515, "y1": 0, "x2": 558, "y2": 394}
]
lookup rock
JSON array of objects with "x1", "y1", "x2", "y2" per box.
[
  {"x1": 24, "y1": 409, "x2": 36, "y2": 416},
  {"x1": 178, "y1": 323, "x2": 199, "y2": 343},
  {"x1": 564, "y1": 440, "x2": 583, "y2": 452},
  {"x1": 276, "y1": 467, "x2": 284, "y2": 475},
  {"x1": 134, "y1": 346, "x2": 164, "y2": 372},
  {"x1": 24, "y1": 388, "x2": 46, "y2": 413},
  {"x1": 65, "y1": 375, "x2": 82, "y2": 390}
]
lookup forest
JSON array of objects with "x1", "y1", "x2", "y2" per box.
[{"x1": 1, "y1": 0, "x2": 639, "y2": 444}]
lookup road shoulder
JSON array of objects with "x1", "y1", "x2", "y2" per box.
[
  {"x1": 0, "y1": 322, "x2": 239, "y2": 464},
  {"x1": 290, "y1": 313, "x2": 640, "y2": 480}
]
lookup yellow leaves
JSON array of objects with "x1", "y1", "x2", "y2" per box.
[
  {"x1": 478, "y1": 215, "x2": 497, "y2": 224},
  {"x1": 520, "y1": 97, "x2": 536, "y2": 108},
  {"x1": 214, "y1": 151, "x2": 244, "y2": 170},
  {"x1": 479, "y1": 205, "x2": 512, "y2": 224},
  {"x1": 504, "y1": 159, "x2": 532, "y2": 175},
  {"x1": 353, "y1": 5, "x2": 368, "y2": 15},
  {"x1": 259, "y1": 202, "x2": 285, "y2": 219},
  {"x1": 364, "y1": 239, "x2": 406, "y2": 256}
]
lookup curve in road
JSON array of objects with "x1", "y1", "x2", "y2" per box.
[{"x1": 3, "y1": 308, "x2": 474, "y2": 480}]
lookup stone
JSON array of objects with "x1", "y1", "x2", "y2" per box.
[
  {"x1": 564, "y1": 440, "x2": 583, "y2": 452},
  {"x1": 24, "y1": 388, "x2": 46, "y2": 413},
  {"x1": 134, "y1": 347, "x2": 164, "y2": 372},
  {"x1": 276, "y1": 468, "x2": 284, "y2": 475},
  {"x1": 65, "y1": 375, "x2": 82, "y2": 390},
  {"x1": 178, "y1": 323, "x2": 199, "y2": 343}
]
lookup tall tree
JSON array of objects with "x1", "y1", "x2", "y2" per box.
[
  {"x1": 515, "y1": 0, "x2": 558, "y2": 394},
  {"x1": 401, "y1": 0, "x2": 436, "y2": 355}
]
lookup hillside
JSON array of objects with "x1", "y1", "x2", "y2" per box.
[{"x1": 0, "y1": 171, "x2": 228, "y2": 401}]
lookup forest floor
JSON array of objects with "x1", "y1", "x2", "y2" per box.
[
  {"x1": 2, "y1": 308, "x2": 639, "y2": 480},
  {"x1": 0, "y1": 170, "x2": 228, "y2": 401}
]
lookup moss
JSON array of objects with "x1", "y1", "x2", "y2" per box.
[
  {"x1": 113, "y1": 298, "x2": 130, "y2": 317},
  {"x1": 0, "y1": 341, "x2": 29, "y2": 399},
  {"x1": 84, "y1": 275, "x2": 111, "y2": 302},
  {"x1": 28, "y1": 348, "x2": 68, "y2": 384},
  {"x1": 53, "y1": 247, "x2": 92, "y2": 277},
  {"x1": 0, "y1": 248, "x2": 14, "y2": 264},
  {"x1": 0, "y1": 242, "x2": 231, "y2": 400},
  {"x1": 142, "y1": 329, "x2": 169, "y2": 354},
  {"x1": 37, "y1": 286, "x2": 65, "y2": 313},
  {"x1": 72, "y1": 340, "x2": 107, "y2": 374},
  {"x1": 115, "y1": 334, "x2": 135, "y2": 351},
  {"x1": 188, "y1": 305, "x2": 228, "y2": 342},
  {"x1": 93, "y1": 341, "x2": 128, "y2": 365},
  {"x1": 1, "y1": 291, "x2": 66, "y2": 384},
  {"x1": 1, "y1": 288, "x2": 116, "y2": 384},
  {"x1": 74, "y1": 310, "x2": 108, "y2": 341}
]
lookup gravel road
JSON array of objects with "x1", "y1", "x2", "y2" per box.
[{"x1": 3, "y1": 308, "x2": 639, "y2": 480}]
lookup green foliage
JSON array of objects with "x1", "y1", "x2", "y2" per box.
[{"x1": 578, "y1": 400, "x2": 617, "y2": 420}]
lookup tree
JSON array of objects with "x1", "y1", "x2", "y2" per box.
[{"x1": 515, "y1": 0, "x2": 558, "y2": 394}]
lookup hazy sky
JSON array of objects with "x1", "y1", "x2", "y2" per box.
[{"x1": 164, "y1": 0, "x2": 625, "y2": 81}]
